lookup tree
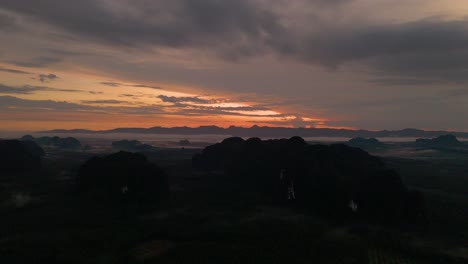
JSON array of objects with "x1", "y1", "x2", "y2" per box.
[
  {"x1": 0, "y1": 140, "x2": 43, "y2": 173},
  {"x1": 193, "y1": 137, "x2": 422, "y2": 222},
  {"x1": 77, "y1": 151, "x2": 168, "y2": 207}
]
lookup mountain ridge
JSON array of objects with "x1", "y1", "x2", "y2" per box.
[{"x1": 39, "y1": 126, "x2": 468, "y2": 138}]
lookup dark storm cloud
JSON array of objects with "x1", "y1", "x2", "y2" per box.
[
  {"x1": 0, "y1": 83, "x2": 80, "y2": 94},
  {"x1": 2, "y1": 0, "x2": 468, "y2": 84},
  {"x1": 266, "y1": 19, "x2": 468, "y2": 83},
  {"x1": 0, "y1": 0, "x2": 283, "y2": 57},
  {"x1": 0, "y1": 11, "x2": 17, "y2": 30},
  {"x1": 438, "y1": 88, "x2": 468, "y2": 98},
  {"x1": 294, "y1": 19, "x2": 468, "y2": 65},
  {"x1": 367, "y1": 49, "x2": 468, "y2": 83},
  {"x1": 0, "y1": 67, "x2": 30, "y2": 74}
]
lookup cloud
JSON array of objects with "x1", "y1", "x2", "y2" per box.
[
  {"x1": 130, "y1": 84, "x2": 162, "y2": 90},
  {"x1": 0, "y1": 0, "x2": 283, "y2": 57},
  {"x1": 43, "y1": 48, "x2": 94, "y2": 57},
  {"x1": 0, "y1": 84, "x2": 39, "y2": 94},
  {"x1": 438, "y1": 88, "x2": 468, "y2": 98},
  {"x1": 119, "y1": 94, "x2": 136, "y2": 97},
  {"x1": 0, "y1": 83, "x2": 81, "y2": 94},
  {"x1": 158, "y1": 94, "x2": 280, "y2": 117},
  {"x1": 119, "y1": 93, "x2": 144, "y2": 99},
  {"x1": 0, "y1": 67, "x2": 30, "y2": 74},
  {"x1": 0, "y1": 95, "x2": 161, "y2": 115},
  {"x1": 157, "y1": 95, "x2": 214, "y2": 104},
  {"x1": 2, "y1": 0, "x2": 468, "y2": 84},
  {"x1": 100, "y1": 81, "x2": 162, "y2": 89},
  {"x1": 0, "y1": 94, "x2": 304, "y2": 127},
  {"x1": 0, "y1": 11, "x2": 17, "y2": 31},
  {"x1": 0, "y1": 95, "x2": 98, "y2": 112},
  {"x1": 3, "y1": 0, "x2": 468, "y2": 130},
  {"x1": 81, "y1": 99, "x2": 126, "y2": 104},
  {"x1": 100, "y1": 82, "x2": 122, "y2": 87},
  {"x1": 38, "y1": 73, "x2": 58, "y2": 82},
  {"x1": 10, "y1": 56, "x2": 62, "y2": 68},
  {"x1": 170, "y1": 106, "x2": 284, "y2": 118},
  {"x1": 285, "y1": 19, "x2": 468, "y2": 66}
]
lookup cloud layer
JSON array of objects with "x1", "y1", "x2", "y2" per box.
[
  {"x1": 2, "y1": 0, "x2": 468, "y2": 81},
  {"x1": 0, "y1": 83, "x2": 80, "y2": 94},
  {"x1": 2, "y1": 1, "x2": 468, "y2": 130}
]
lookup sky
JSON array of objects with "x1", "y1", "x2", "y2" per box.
[{"x1": 1, "y1": 0, "x2": 468, "y2": 131}]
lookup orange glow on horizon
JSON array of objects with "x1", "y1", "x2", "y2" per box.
[{"x1": 0, "y1": 62, "x2": 336, "y2": 132}]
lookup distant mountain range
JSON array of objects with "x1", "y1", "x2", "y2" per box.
[{"x1": 40, "y1": 126, "x2": 468, "y2": 138}]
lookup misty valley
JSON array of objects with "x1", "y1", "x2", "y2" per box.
[{"x1": 1, "y1": 133, "x2": 467, "y2": 263}]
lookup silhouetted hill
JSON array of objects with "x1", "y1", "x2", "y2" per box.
[
  {"x1": 0, "y1": 140, "x2": 43, "y2": 172},
  {"x1": 414, "y1": 135, "x2": 464, "y2": 149},
  {"x1": 77, "y1": 151, "x2": 168, "y2": 206},
  {"x1": 179, "y1": 139, "x2": 191, "y2": 146},
  {"x1": 193, "y1": 137, "x2": 423, "y2": 222},
  {"x1": 21, "y1": 135, "x2": 81, "y2": 150},
  {"x1": 20, "y1": 140, "x2": 46, "y2": 158},
  {"x1": 112, "y1": 139, "x2": 156, "y2": 152},
  {"x1": 41, "y1": 126, "x2": 468, "y2": 138},
  {"x1": 346, "y1": 137, "x2": 386, "y2": 150}
]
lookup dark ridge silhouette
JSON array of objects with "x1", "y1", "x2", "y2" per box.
[
  {"x1": 77, "y1": 151, "x2": 168, "y2": 206},
  {"x1": 111, "y1": 139, "x2": 156, "y2": 152},
  {"x1": 20, "y1": 140, "x2": 46, "y2": 157},
  {"x1": 21, "y1": 134, "x2": 34, "y2": 141},
  {"x1": 42, "y1": 126, "x2": 468, "y2": 138},
  {"x1": 0, "y1": 139, "x2": 43, "y2": 172},
  {"x1": 346, "y1": 137, "x2": 386, "y2": 150},
  {"x1": 21, "y1": 135, "x2": 82, "y2": 150},
  {"x1": 414, "y1": 134, "x2": 464, "y2": 149},
  {"x1": 179, "y1": 139, "x2": 191, "y2": 146},
  {"x1": 193, "y1": 136, "x2": 423, "y2": 222}
]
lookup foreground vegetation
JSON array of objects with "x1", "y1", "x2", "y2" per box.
[{"x1": 0, "y1": 139, "x2": 467, "y2": 263}]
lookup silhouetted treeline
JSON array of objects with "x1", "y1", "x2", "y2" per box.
[
  {"x1": 346, "y1": 137, "x2": 386, "y2": 150},
  {"x1": 112, "y1": 139, "x2": 156, "y2": 152},
  {"x1": 179, "y1": 139, "x2": 191, "y2": 146},
  {"x1": 0, "y1": 140, "x2": 44, "y2": 172},
  {"x1": 77, "y1": 151, "x2": 168, "y2": 208},
  {"x1": 413, "y1": 134, "x2": 464, "y2": 149},
  {"x1": 21, "y1": 135, "x2": 81, "y2": 150},
  {"x1": 193, "y1": 136, "x2": 423, "y2": 222}
]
